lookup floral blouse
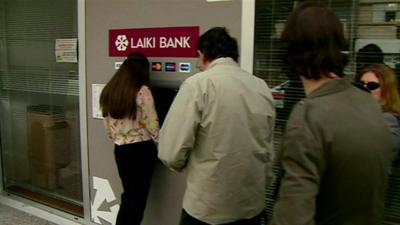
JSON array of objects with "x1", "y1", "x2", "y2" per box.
[{"x1": 103, "y1": 85, "x2": 160, "y2": 145}]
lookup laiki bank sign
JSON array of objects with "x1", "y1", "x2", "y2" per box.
[{"x1": 109, "y1": 26, "x2": 199, "y2": 57}]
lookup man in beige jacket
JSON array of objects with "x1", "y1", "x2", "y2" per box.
[{"x1": 158, "y1": 27, "x2": 275, "y2": 225}]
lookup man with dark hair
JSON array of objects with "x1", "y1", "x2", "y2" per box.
[
  {"x1": 271, "y1": 3, "x2": 393, "y2": 225},
  {"x1": 355, "y1": 43, "x2": 384, "y2": 74},
  {"x1": 158, "y1": 27, "x2": 275, "y2": 225}
]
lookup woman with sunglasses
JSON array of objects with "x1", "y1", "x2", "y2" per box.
[{"x1": 356, "y1": 63, "x2": 400, "y2": 161}]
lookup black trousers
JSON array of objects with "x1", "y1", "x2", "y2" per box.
[
  {"x1": 114, "y1": 140, "x2": 157, "y2": 225},
  {"x1": 179, "y1": 209, "x2": 263, "y2": 225}
]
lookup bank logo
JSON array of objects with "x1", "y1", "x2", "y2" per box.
[{"x1": 115, "y1": 35, "x2": 129, "y2": 51}]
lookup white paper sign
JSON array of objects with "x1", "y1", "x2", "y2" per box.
[
  {"x1": 55, "y1": 38, "x2": 78, "y2": 63},
  {"x1": 92, "y1": 84, "x2": 105, "y2": 119},
  {"x1": 115, "y1": 61, "x2": 123, "y2": 69}
]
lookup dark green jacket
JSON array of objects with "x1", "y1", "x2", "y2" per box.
[{"x1": 272, "y1": 78, "x2": 393, "y2": 225}]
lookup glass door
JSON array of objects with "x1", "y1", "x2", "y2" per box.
[
  {"x1": 254, "y1": 0, "x2": 400, "y2": 223},
  {"x1": 0, "y1": 0, "x2": 83, "y2": 217}
]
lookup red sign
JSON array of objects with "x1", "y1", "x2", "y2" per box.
[{"x1": 109, "y1": 26, "x2": 199, "y2": 57}]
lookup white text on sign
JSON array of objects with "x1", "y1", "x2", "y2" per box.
[{"x1": 130, "y1": 36, "x2": 191, "y2": 49}]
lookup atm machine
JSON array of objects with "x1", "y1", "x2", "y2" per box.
[{"x1": 86, "y1": 1, "x2": 244, "y2": 225}]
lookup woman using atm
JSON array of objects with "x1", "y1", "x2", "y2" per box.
[{"x1": 100, "y1": 52, "x2": 159, "y2": 225}]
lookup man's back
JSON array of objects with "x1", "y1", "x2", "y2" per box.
[
  {"x1": 159, "y1": 57, "x2": 275, "y2": 224},
  {"x1": 312, "y1": 81, "x2": 392, "y2": 225},
  {"x1": 272, "y1": 79, "x2": 392, "y2": 225}
]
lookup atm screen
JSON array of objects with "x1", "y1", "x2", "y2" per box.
[{"x1": 152, "y1": 87, "x2": 178, "y2": 126}]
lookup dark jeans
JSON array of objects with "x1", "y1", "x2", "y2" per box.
[
  {"x1": 114, "y1": 140, "x2": 157, "y2": 225},
  {"x1": 179, "y1": 209, "x2": 263, "y2": 225}
]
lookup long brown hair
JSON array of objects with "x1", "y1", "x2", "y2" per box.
[
  {"x1": 100, "y1": 52, "x2": 150, "y2": 119},
  {"x1": 357, "y1": 64, "x2": 400, "y2": 116}
]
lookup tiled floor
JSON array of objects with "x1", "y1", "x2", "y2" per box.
[{"x1": 0, "y1": 203, "x2": 57, "y2": 225}]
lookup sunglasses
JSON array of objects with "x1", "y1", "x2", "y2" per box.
[{"x1": 357, "y1": 81, "x2": 380, "y2": 91}]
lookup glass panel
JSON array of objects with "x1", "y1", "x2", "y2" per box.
[
  {"x1": 0, "y1": 0, "x2": 83, "y2": 217},
  {"x1": 357, "y1": 1, "x2": 400, "y2": 223},
  {"x1": 255, "y1": 0, "x2": 400, "y2": 224}
]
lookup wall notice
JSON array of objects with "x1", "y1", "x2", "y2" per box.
[
  {"x1": 92, "y1": 84, "x2": 105, "y2": 119},
  {"x1": 55, "y1": 38, "x2": 78, "y2": 63}
]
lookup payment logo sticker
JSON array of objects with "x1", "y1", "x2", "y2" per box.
[
  {"x1": 179, "y1": 63, "x2": 191, "y2": 73},
  {"x1": 165, "y1": 62, "x2": 176, "y2": 72},
  {"x1": 152, "y1": 62, "x2": 162, "y2": 71}
]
